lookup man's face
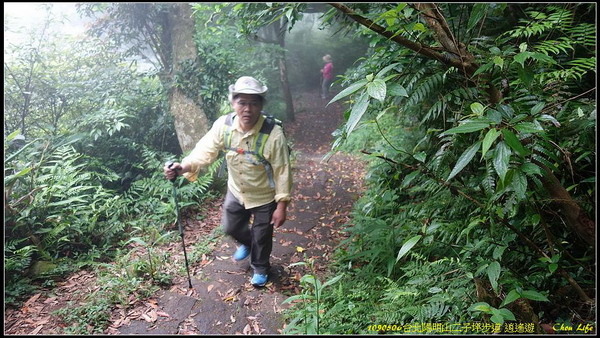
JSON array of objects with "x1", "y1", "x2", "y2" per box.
[{"x1": 232, "y1": 94, "x2": 263, "y2": 131}]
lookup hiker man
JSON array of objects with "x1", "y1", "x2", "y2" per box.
[
  {"x1": 163, "y1": 76, "x2": 292, "y2": 287},
  {"x1": 320, "y1": 54, "x2": 334, "y2": 99}
]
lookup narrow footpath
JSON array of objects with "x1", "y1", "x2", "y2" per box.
[
  {"x1": 4, "y1": 89, "x2": 365, "y2": 335},
  {"x1": 114, "y1": 89, "x2": 365, "y2": 334}
]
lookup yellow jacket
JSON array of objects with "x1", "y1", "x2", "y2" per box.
[{"x1": 182, "y1": 114, "x2": 292, "y2": 209}]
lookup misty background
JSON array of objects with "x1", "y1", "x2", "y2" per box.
[{"x1": 4, "y1": 3, "x2": 370, "y2": 97}]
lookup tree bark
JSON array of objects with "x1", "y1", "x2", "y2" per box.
[
  {"x1": 534, "y1": 159, "x2": 595, "y2": 247},
  {"x1": 413, "y1": 3, "x2": 503, "y2": 103},
  {"x1": 167, "y1": 3, "x2": 210, "y2": 153},
  {"x1": 255, "y1": 17, "x2": 295, "y2": 122},
  {"x1": 276, "y1": 18, "x2": 295, "y2": 122}
]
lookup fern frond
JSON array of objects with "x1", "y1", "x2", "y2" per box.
[
  {"x1": 419, "y1": 302, "x2": 450, "y2": 322},
  {"x1": 401, "y1": 68, "x2": 427, "y2": 94},
  {"x1": 534, "y1": 38, "x2": 574, "y2": 55},
  {"x1": 564, "y1": 57, "x2": 597, "y2": 76},
  {"x1": 569, "y1": 23, "x2": 596, "y2": 48},
  {"x1": 512, "y1": 91, "x2": 544, "y2": 107},
  {"x1": 406, "y1": 73, "x2": 446, "y2": 107},
  {"x1": 504, "y1": 7, "x2": 573, "y2": 39},
  {"x1": 537, "y1": 57, "x2": 596, "y2": 83},
  {"x1": 423, "y1": 87, "x2": 479, "y2": 123},
  {"x1": 545, "y1": 7, "x2": 573, "y2": 26},
  {"x1": 481, "y1": 162, "x2": 496, "y2": 197}
]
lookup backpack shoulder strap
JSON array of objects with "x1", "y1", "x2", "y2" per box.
[
  {"x1": 223, "y1": 112, "x2": 236, "y2": 150},
  {"x1": 225, "y1": 112, "x2": 235, "y2": 126},
  {"x1": 259, "y1": 113, "x2": 276, "y2": 134},
  {"x1": 255, "y1": 113, "x2": 281, "y2": 158}
]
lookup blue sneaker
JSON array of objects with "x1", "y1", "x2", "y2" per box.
[
  {"x1": 251, "y1": 273, "x2": 268, "y2": 287},
  {"x1": 233, "y1": 245, "x2": 250, "y2": 261}
]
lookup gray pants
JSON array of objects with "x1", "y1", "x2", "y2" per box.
[
  {"x1": 222, "y1": 191, "x2": 276, "y2": 275},
  {"x1": 321, "y1": 78, "x2": 333, "y2": 98}
]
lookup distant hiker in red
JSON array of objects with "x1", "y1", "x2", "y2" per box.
[{"x1": 320, "y1": 54, "x2": 334, "y2": 99}]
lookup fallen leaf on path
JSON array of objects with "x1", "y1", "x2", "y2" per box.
[
  {"x1": 111, "y1": 318, "x2": 124, "y2": 328},
  {"x1": 207, "y1": 285, "x2": 214, "y2": 293},
  {"x1": 30, "y1": 325, "x2": 43, "y2": 335},
  {"x1": 141, "y1": 311, "x2": 157, "y2": 323},
  {"x1": 221, "y1": 288, "x2": 240, "y2": 302},
  {"x1": 24, "y1": 293, "x2": 41, "y2": 307},
  {"x1": 253, "y1": 321, "x2": 262, "y2": 334},
  {"x1": 33, "y1": 317, "x2": 51, "y2": 326}
]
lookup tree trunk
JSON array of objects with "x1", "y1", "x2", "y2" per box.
[
  {"x1": 276, "y1": 18, "x2": 295, "y2": 122},
  {"x1": 534, "y1": 159, "x2": 595, "y2": 247},
  {"x1": 167, "y1": 3, "x2": 210, "y2": 153}
]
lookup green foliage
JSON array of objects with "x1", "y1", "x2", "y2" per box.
[
  {"x1": 493, "y1": 5, "x2": 596, "y2": 88},
  {"x1": 174, "y1": 44, "x2": 234, "y2": 122},
  {"x1": 469, "y1": 302, "x2": 516, "y2": 325},
  {"x1": 5, "y1": 143, "x2": 126, "y2": 261},
  {"x1": 284, "y1": 3, "x2": 595, "y2": 334},
  {"x1": 190, "y1": 226, "x2": 225, "y2": 261},
  {"x1": 54, "y1": 258, "x2": 160, "y2": 334},
  {"x1": 190, "y1": 3, "x2": 297, "y2": 121},
  {"x1": 54, "y1": 297, "x2": 112, "y2": 334},
  {"x1": 283, "y1": 257, "x2": 344, "y2": 334},
  {"x1": 4, "y1": 3, "x2": 225, "y2": 312},
  {"x1": 4, "y1": 239, "x2": 38, "y2": 305},
  {"x1": 126, "y1": 226, "x2": 176, "y2": 285},
  {"x1": 4, "y1": 3, "x2": 595, "y2": 333},
  {"x1": 122, "y1": 146, "x2": 222, "y2": 235}
]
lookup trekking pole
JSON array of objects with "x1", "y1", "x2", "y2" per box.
[{"x1": 166, "y1": 161, "x2": 193, "y2": 289}]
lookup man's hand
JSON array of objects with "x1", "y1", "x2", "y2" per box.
[
  {"x1": 271, "y1": 201, "x2": 288, "y2": 228},
  {"x1": 164, "y1": 161, "x2": 183, "y2": 181}
]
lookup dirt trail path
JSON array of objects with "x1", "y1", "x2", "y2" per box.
[{"x1": 4, "y1": 90, "x2": 365, "y2": 335}]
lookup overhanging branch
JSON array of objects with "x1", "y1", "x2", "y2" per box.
[
  {"x1": 328, "y1": 3, "x2": 475, "y2": 74},
  {"x1": 328, "y1": 3, "x2": 503, "y2": 103}
]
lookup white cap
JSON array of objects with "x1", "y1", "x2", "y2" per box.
[{"x1": 228, "y1": 76, "x2": 268, "y2": 101}]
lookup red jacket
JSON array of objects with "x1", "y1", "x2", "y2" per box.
[{"x1": 322, "y1": 62, "x2": 334, "y2": 80}]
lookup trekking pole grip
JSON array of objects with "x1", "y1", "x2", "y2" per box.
[{"x1": 165, "y1": 161, "x2": 179, "y2": 183}]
